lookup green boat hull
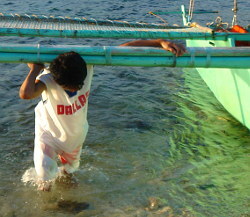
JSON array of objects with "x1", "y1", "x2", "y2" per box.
[{"x1": 187, "y1": 39, "x2": 250, "y2": 129}]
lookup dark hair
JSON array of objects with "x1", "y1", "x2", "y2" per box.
[{"x1": 49, "y1": 51, "x2": 87, "y2": 89}]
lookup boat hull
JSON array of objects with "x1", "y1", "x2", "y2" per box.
[
  {"x1": 187, "y1": 39, "x2": 250, "y2": 129},
  {"x1": 197, "y1": 67, "x2": 250, "y2": 129}
]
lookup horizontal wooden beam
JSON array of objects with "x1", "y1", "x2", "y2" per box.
[
  {"x1": 0, "y1": 44, "x2": 249, "y2": 68},
  {"x1": 0, "y1": 27, "x2": 249, "y2": 41}
]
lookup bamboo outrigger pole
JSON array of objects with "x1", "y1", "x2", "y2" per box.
[
  {"x1": 0, "y1": 12, "x2": 249, "y2": 41},
  {"x1": 0, "y1": 44, "x2": 249, "y2": 68}
]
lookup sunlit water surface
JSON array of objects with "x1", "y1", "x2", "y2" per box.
[{"x1": 0, "y1": 0, "x2": 249, "y2": 216}]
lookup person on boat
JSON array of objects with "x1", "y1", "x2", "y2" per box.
[
  {"x1": 120, "y1": 39, "x2": 186, "y2": 56},
  {"x1": 19, "y1": 39, "x2": 186, "y2": 191}
]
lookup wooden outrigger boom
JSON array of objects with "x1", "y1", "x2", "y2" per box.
[
  {"x1": 0, "y1": 12, "x2": 249, "y2": 40},
  {"x1": 0, "y1": 44, "x2": 249, "y2": 68}
]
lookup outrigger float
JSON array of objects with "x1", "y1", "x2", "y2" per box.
[{"x1": 0, "y1": 0, "x2": 249, "y2": 129}]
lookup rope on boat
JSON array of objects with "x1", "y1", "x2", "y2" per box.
[
  {"x1": 188, "y1": 0, "x2": 195, "y2": 23},
  {"x1": 148, "y1": 12, "x2": 169, "y2": 25},
  {"x1": 206, "y1": 17, "x2": 229, "y2": 31},
  {"x1": 0, "y1": 12, "x2": 172, "y2": 29},
  {"x1": 0, "y1": 12, "x2": 207, "y2": 39},
  {"x1": 0, "y1": 12, "x2": 215, "y2": 39},
  {"x1": 0, "y1": 12, "x2": 248, "y2": 40},
  {"x1": 232, "y1": 0, "x2": 238, "y2": 26}
]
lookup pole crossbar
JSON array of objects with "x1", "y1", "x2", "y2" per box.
[{"x1": 0, "y1": 44, "x2": 249, "y2": 68}]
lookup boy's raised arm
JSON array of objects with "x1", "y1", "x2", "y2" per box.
[
  {"x1": 19, "y1": 63, "x2": 46, "y2": 99},
  {"x1": 120, "y1": 39, "x2": 186, "y2": 57}
]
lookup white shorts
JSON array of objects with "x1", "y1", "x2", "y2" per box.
[{"x1": 34, "y1": 142, "x2": 82, "y2": 181}]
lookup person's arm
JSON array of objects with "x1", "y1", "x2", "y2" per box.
[
  {"x1": 120, "y1": 39, "x2": 186, "y2": 56},
  {"x1": 19, "y1": 63, "x2": 46, "y2": 99}
]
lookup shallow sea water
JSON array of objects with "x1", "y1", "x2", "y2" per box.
[{"x1": 0, "y1": 0, "x2": 249, "y2": 216}]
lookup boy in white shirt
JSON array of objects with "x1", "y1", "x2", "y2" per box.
[{"x1": 19, "y1": 39, "x2": 185, "y2": 191}]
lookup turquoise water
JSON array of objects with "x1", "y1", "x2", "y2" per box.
[{"x1": 0, "y1": 0, "x2": 249, "y2": 216}]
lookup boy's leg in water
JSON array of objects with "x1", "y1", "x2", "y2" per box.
[
  {"x1": 57, "y1": 146, "x2": 82, "y2": 185},
  {"x1": 34, "y1": 143, "x2": 58, "y2": 191}
]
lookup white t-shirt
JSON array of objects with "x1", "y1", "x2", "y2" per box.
[{"x1": 35, "y1": 65, "x2": 94, "y2": 153}]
